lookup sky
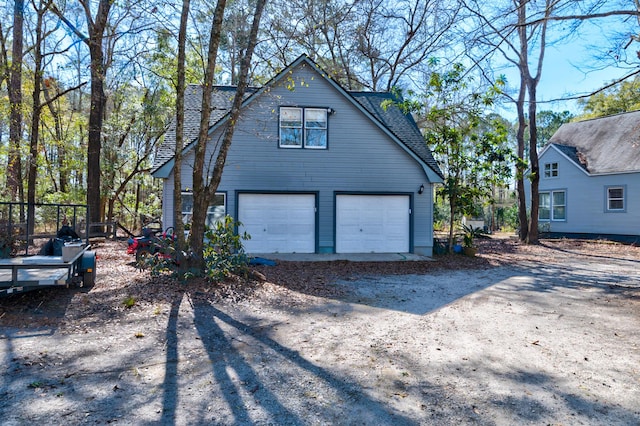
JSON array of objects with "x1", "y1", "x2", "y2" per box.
[
  {"x1": 536, "y1": 43, "x2": 632, "y2": 112},
  {"x1": 497, "y1": 16, "x2": 638, "y2": 119}
]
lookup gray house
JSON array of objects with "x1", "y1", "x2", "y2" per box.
[
  {"x1": 528, "y1": 110, "x2": 640, "y2": 240},
  {"x1": 152, "y1": 55, "x2": 444, "y2": 255}
]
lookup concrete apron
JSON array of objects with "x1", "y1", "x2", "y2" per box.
[{"x1": 249, "y1": 253, "x2": 432, "y2": 262}]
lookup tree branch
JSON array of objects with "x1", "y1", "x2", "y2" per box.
[
  {"x1": 526, "y1": 9, "x2": 640, "y2": 27},
  {"x1": 40, "y1": 81, "x2": 87, "y2": 108}
]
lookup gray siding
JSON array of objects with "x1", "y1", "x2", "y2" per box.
[
  {"x1": 163, "y1": 62, "x2": 435, "y2": 254},
  {"x1": 528, "y1": 146, "x2": 640, "y2": 236}
]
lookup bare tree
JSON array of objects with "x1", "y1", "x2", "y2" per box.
[
  {"x1": 354, "y1": 0, "x2": 460, "y2": 91},
  {"x1": 258, "y1": 0, "x2": 459, "y2": 91}
]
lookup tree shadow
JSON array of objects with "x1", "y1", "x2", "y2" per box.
[
  {"x1": 538, "y1": 241, "x2": 640, "y2": 265},
  {"x1": 179, "y1": 297, "x2": 419, "y2": 425},
  {"x1": 160, "y1": 292, "x2": 182, "y2": 425},
  {"x1": 332, "y1": 269, "x2": 503, "y2": 315},
  {"x1": 473, "y1": 363, "x2": 640, "y2": 424}
]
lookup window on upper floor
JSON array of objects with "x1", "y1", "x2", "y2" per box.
[
  {"x1": 279, "y1": 107, "x2": 327, "y2": 149},
  {"x1": 544, "y1": 162, "x2": 558, "y2": 178},
  {"x1": 539, "y1": 190, "x2": 566, "y2": 221},
  {"x1": 606, "y1": 186, "x2": 625, "y2": 212}
]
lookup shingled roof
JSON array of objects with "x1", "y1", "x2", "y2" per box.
[
  {"x1": 153, "y1": 85, "x2": 256, "y2": 174},
  {"x1": 152, "y1": 55, "x2": 443, "y2": 181},
  {"x1": 547, "y1": 110, "x2": 640, "y2": 175}
]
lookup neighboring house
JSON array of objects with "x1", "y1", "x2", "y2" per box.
[
  {"x1": 152, "y1": 55, "x2": 444, "y2": 255},
  {"x1": 526, "y1": 110, "x2": 640, "y2": 241}
]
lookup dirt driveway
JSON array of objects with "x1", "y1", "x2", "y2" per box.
[{"x1": 1, "y1": 238, "x2": 639, "y2": 425}]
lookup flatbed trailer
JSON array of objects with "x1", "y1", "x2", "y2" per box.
[
  {"x1": 0, "y1": 245, "x2": 96, "y2": 295},
  {"x1": 0, "y1": 202, "x2": 97, "y2": 296}
]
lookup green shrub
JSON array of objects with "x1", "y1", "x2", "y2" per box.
[
  {"x1": 203, "y1": 216, "x2": 251, "y2": 281},
  {"x1": 498, "y1": 203, "x2": 519, "y2": 230}
]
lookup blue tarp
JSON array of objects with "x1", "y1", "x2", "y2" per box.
[{"x1": 249, "y1": 257, "x2": 277, "y2": 266}]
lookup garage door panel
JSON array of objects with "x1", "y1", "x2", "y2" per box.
[
  {"x1": 336, "y1": 195, "x2": 409, "y2": 253},
  {"x1": 239, "y1": 194, "x2": 315, "y2": 253}
]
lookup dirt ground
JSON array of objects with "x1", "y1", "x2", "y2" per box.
[{"x1": 1, "y1": 237, "x2": 639, "y2": 425}]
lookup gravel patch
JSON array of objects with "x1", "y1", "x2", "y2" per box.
[{"x1": 1, "y1": 237, "x2": 639, "y2": 425}]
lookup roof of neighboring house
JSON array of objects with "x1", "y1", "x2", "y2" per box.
[
  {"x1": 546, "y1": 110, "x2": 640, "y2": 175},
  {"x1": 152, "y1": 55, "x2": 443, "y2": 181}
]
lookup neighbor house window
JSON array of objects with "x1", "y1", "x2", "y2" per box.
[
  {"x1": 181, "y1": 192, "x2": 226, "y2": 229},
  {"x1": 544, "y1": 162, "x2": 558, "y2": 178},
  {"x1": 539, "y1": 190, "x2": 566, "y2": 221},
  {"x1": 606, "y1": 186, "x2": 625, "y2": 212},
  {"x1": 279, "y1": 107, "x2": 327, "y2": 149}
]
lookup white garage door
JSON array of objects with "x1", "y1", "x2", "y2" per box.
[
  {"x1": 336, "y1": 195, "x2": 410, "y2": 253},
  {"x1": 238, "y1": 193, "x2": 316, "y2": 253}
]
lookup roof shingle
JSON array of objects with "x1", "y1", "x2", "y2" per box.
[{"x1": 548, "y1": 110, "x2": 640, "y2": 174}]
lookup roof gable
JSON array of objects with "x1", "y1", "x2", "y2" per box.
[
  {"x1": 539, "y1": 143, "x2": 589, "y2": 174},
  {"x1": 152, "y1": 54, "x2": 443, "y2": 181},
  {"x1": 547, "y1": 110, "x2": 640, "y2": 175}
]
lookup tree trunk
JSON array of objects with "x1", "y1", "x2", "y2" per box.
[
  {"x1": 515, "y1": 80, "x2": 528, "y2": 242},
  {"x1": 447, "y1": 197, "x2": 456, "y2": 253},
  {"x1": 189, "y1": 0, "x2": 229, "y2": 265},
  {"x1": 27, "y1": 0, "x2": 46, "y2": 237},
  {"x1": 87, "y1": 41, "x2": 105, "y2": 224},
  {"x1": 514, "y1": 0, "x2": 529, "y2": 242},
  {"x1": 526, "y1": 80, "x2": 540, "y2": 244},
  {"x1": 172, "y1": 0, "x2": 191, "y2": 254},
  {"x1": 8, "y1": 0, "x2": 24, "y2": 202},
  {"x1": 50, "y1": 0, "x2": 113, "y2": 223},
  {"x1": 522, "y1": 0, "x2": 550, "y2": 244},
  {"x1": 190, "y1": 0, "x2": 267, "y2": 270}
]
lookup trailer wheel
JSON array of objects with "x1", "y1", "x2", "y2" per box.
[
  {"x1": 79, "y1": 251, "x2": 97, "y2": 289},
  {"x1": 82, "y1": 267, "x2": 96, "y2": 288}
]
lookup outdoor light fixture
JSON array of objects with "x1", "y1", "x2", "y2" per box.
[
  {"x1": 327, "y1": 107, "x2": 336, "y2": 115},
  {"x1": 418, "y1": 184, "x2": 425, "y2": 194}
]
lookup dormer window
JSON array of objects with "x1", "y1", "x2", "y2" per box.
[
  {"x1": 544, "y1": 162, "x2": 558, "y2": 178},
  {"x1": 279, "y1": 107, "x2": 327, "y2": 149}
]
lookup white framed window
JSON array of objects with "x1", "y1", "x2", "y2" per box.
[
  {"x1": 279, "y1": 107, "x2": 327, "y2": 149},
  {"x1": 181, "y1": 192, "x2": 226, "y2": 229},
  {"x1": 279, "y1": 107, "x2": 303, "y2": 147},
  {"x1": 539, "y1": 190, "x2": 566, "y2": 221},
  {"x1": 606, "y1": 186, "x2": 625, "y2": 212},
  {"x1": 544, "y1": 162, "x2": 558, "y2": 178}
]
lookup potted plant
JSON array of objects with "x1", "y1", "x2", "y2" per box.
[{"x1": 461, "y1": 223, "x2": 483, "y2": 256}]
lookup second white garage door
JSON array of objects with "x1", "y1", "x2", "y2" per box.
[
  {"x1": 336, "y1": 194, "x2": 410, "y2": 253},
  {"x1": 238, "y1": 193, "x2": 316, "y2": 253}
]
